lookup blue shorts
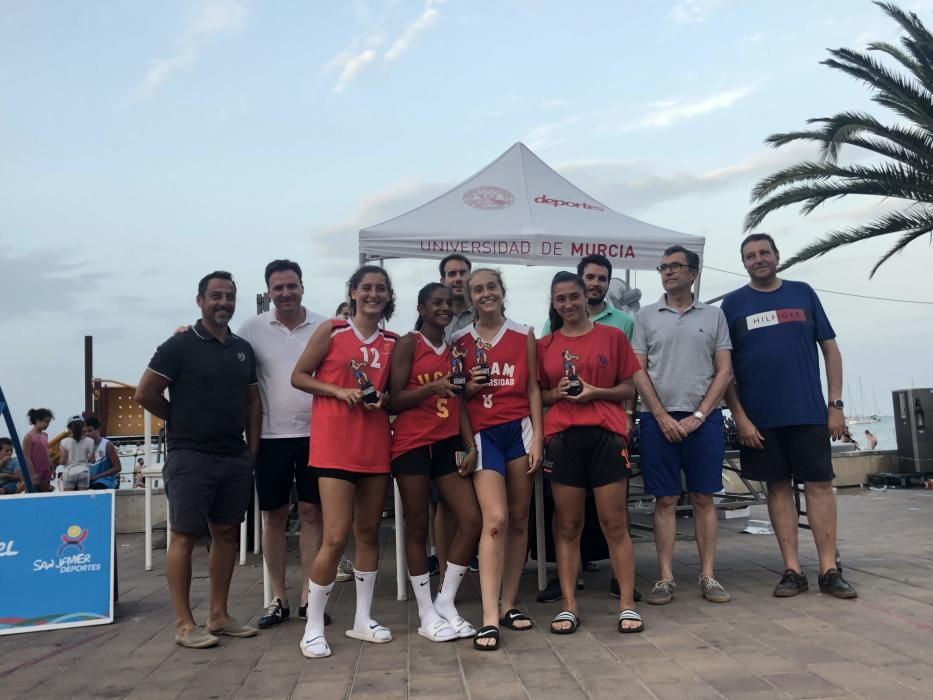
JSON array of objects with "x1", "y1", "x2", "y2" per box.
[
  {"x1": 639, "y1": 410, "x2": 725, "y2": 497},
  {"x1": 475, "y1": 417, "x2": 533, "y2": 477}
]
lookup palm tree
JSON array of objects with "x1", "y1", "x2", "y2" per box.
[{"x1": 745, "y1": 2, "x2": 933, "y2": 277}]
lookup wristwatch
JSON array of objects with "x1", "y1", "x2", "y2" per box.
[
  {"x1": 692, "y1": 410, "x2": 706, "y2": 422},
  {"x1": 828, "y1": 400, "x2": 844, "y2": 410}
]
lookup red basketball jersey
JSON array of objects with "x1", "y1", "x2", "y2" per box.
[
  {"x1": 309, "y1": 319, "x2": 398, "y2": 473},
  {"x1": 536, "y1": 324, "x2": 639, "y2": 440},
  {"x1": 452, "y1": 319, "x2": 531, "y2": 433},
  {"x1": 391, "y1": 332, "x2": 461, "y2": 459}
]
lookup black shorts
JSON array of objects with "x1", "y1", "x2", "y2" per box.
[
  {"x1": 255, "y1": 437, "x2": 319, "y2": 510},
  {"x1": 313, "y1": 467, "x2": 390, "y2": 485},
  {"x1": 163, "y1": 448, "x2": 254, "y2": 534},
  {"x1": 391, "y1": 435, "x2": 461, "y2": 479},
  {"x1": 739, "y1": 424, "x2": 834, "y2": 483},
  {"x1": 543, "y1": 426, "x2": 631, "y2": 489}
]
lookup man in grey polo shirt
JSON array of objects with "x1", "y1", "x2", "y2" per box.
[{"x1": 632, "y1": 245, "x2": 734, "y2": 605}]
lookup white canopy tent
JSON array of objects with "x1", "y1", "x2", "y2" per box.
[
  {"x1": 358, "y1": 142, "x2": 706, "y2": 601},
  {"x1": 360, "y1": 141, "x2": 705, "y2": 270}
]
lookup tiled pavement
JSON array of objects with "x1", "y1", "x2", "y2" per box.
[{"x1": 3, "y1": 489, "x2": 933, "y2": 699}]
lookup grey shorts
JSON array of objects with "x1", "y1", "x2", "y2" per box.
[{"x1": 163, "y1": 448, "x2": 254, "y2": 534}]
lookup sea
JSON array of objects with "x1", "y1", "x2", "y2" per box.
[{"x1": 848, "y1": 415, "x2": 897, "y2": 451}]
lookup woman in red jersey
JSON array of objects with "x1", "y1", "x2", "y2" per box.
[
  {"x1": 537, "y1": 272, "x2": 643, "y2": 635},
  {"x1": 291, "y1": 265, "x2": 399, "y2": 659},
  {"x1": 389, "y1": 282, "x2": 482, "y2": 643},
  {"x1": 452, "y1": 268, "x2": 544, "y2": 651}
]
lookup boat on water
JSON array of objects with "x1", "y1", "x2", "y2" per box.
[{"x1": 846, "y1": 379, "x2": 882, "y2": 425}]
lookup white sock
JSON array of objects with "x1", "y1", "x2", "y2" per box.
[
  {"x1": 410, "y1": 573, "x2": 443, "y2": 627},
  {"x1": 434, "y1": 561, "x2": 467, "y2": 621},
  {"x1": 303, "y1": 580, "x2": 333, "y2": 642},
  {"x1": 353, "y1": 569, "x2": 379, "y2": 630}
]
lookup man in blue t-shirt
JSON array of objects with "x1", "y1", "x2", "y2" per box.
[{"x1": 723, "y1": 233, "x2": 856, "y2": 600}]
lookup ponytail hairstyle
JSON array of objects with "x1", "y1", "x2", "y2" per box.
[
  {"x1": 547, "y1": 271, "x2": 586, "y2": 335},
  {"x1": 465, "y1": 268, "x2": 507, "y2": 318},
  {"x1": 27, "y1": 408, "x2": 54, "y2": 425},
  {"x1": 346, "y1": 265, "x2": 396, "y2": 321},
  {"x1": 67, "y1": 416, "x2": 85, "y2": 441},
  {"x1": 414, "y1": 282, "x2": 449, "y2": 331}
]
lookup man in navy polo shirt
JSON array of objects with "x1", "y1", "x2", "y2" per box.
[
  {"x1": 136, "y1": 270, "x2": 263, "y2": 648},
  {"x1": 723, "y1": 234, "x2": 856, "y2": 599}
]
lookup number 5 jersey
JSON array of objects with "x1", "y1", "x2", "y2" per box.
[
  {"x1": 309, "y1": 319, "x2": 398, "y2": 474},
  {"x1": 452, "y1": 319, "x2": 531, "y2": 433},
  {"x1": 390, "y1": 332, "x2": 462, "y2": 459}
]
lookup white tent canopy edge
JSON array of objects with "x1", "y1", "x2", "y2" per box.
[{"x1": 359, "y1": 141, "x2": 705, "y2": 271}]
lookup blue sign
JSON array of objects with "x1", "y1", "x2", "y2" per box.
[{"x1": 0, "y1": 491, "x2": 115, "y2": 634}]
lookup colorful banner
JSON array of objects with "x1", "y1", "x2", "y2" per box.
[{"x1": 0, "y1": 491, "x2": 115, "y2": 635}]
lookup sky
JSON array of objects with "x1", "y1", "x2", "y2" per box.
[{"x1": 2, "y1": 0, "x2": 932, "y2": 439}]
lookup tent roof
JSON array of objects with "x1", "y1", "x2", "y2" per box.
[{"x1": 359, "y1": 142, "x2": 704, "y2": 271}]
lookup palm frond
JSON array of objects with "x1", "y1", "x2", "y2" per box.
[
  {"x1": 823, "y1": 49, "x2": 933, "y2": 131},
  {"x1": 776, "y1": 208, "x2": 933, "y2": 273},
  {"x1": 749, "y1": 161, "x2": 933, "y2": 206},
  {"x1": 748, "y1": 2, "x2": 933, "y2": 277},
  {"x1": 869, "y1": 227, "x2": 933, "y2": 276}
]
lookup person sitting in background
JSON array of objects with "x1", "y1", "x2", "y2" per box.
[
  {"x1": 840, "y1": 428, "x2": 860, "y2": 450},
  {"x1": 865, "y1": 430, "x2": 878, "y2": 450},
  {"x1": 58, "y1": 415, "x2": 95, "y2": 491},
  {"x1": 0, "y1": 437, "x2": 24, "y2": 494},
  {"x1": 84, "y1": 416, "x2": 122, "y2": 489}
]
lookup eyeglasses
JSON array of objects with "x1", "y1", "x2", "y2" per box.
[{"x1": 656, "y1": 263, "x2": 695, "y2": 273}]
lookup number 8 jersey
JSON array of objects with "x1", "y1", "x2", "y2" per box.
[
  {"x1": 309, "y1": 319, "x2": 399, "y2": 474},
  {"x1": 391, "y1": 332, "x2": 461, "y2": 459},
  {"x1": 452, "y1": 319, "x2": 531, "y2": 433}
]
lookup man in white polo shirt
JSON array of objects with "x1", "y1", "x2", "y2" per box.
[
  {"x1": 238, "y1": 260, "x2": 327, "y2": 628},
  {"x1": 632, "y1": 245, "x2": 734, "y2": 605}
]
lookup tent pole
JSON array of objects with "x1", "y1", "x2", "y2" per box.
[{"x1": 694, "y1": 266, "x2": 703, "y2": 299}]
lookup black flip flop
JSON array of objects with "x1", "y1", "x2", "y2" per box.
[
  {"x1": 473, "y1": 625, "x2": 500, "y2": 651},
  {"x1": 549, "y1": 610, "x2": 580, "y2": 635},
  {"x1": 499, "y1": 608, "x2": 533, "y2": 631}
]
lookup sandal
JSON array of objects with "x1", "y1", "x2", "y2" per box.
[
  {"x1": 473, "y1": 625, "x2": 500, "y2": 651},
  {"x1": 345, "y1": 622, "x2": 392, "y2": 644},
  {"x1": 617, "y1": 609, "x2": 644, "y2": 634},
  {"x1": 549, "y1": 610, "x2": 580, "y2": 635},
  {"x1": 499, "y1": 608, "x2": 533, "y2": 631}
]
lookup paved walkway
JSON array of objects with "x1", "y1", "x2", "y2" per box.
[{"x1": 3, "y1": 489, "x2": 933, "y2": 699}]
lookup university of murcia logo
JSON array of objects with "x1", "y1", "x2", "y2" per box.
[{"x1": 462, "y1": 186, "x2": 515, "y2": 210}]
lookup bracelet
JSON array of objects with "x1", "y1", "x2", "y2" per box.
[{"x1": 464, "y1": 445, "x2": 477, "y2": 453}]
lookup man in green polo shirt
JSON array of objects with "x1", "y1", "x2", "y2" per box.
[{"x1": 541, "y1": 254, "x2": 634, "y2": 339}]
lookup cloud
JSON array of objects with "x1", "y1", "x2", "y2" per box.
[
  {"x1": 620, "y1": 84, "x2": 758, "y2": 130},
  {"x1": 384, "y1": 4, "x2": 441, "y2": 63},
  {"x1": 310, "y1": 179, "x2": 449, "y2": 254},
  {"x1": 134, "y1": 0, "x2": 249, "y2": 99},
  {"x1": 324, "y1": 0, "x2": 444, "y2": 93},
  {"x1": 0, "y1": 248, "x2": 110, "y2": 319},
  {"x1": 557, "y1": 142, "x2": 814, "y2": 212},
  {"x1": 525, "y1": 116, "x2": 582, "y2": 151},
  {"x1": 669, "y1": 0, "x2": 722, "y2": 24},
  {"x1": 335, "y1": 49, "x2": 378, "y2": 93}
]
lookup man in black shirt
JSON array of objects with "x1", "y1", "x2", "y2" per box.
[{"x1": 136, "y1": 270, "x2": 262, "y2": 649}]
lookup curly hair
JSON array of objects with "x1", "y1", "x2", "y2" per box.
[{"x1": 346, "y1": 265, "x2": 396, "y2": 321}]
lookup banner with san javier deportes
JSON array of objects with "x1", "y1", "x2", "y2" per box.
[{"x1": 0, "y1": 491, "x2": 115, "y2": 635}]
